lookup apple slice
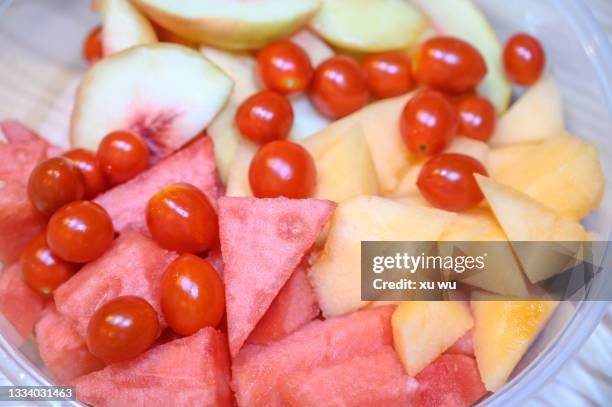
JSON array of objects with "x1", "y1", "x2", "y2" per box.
[
  {"x1": 93, "y1": 0, "x2": 157, "y2": 56},
  {"x1": 131, "y1": 0, "x2": 321, "y2": 50},
  {"x1": 310, "y1": 0, "x2": 427, "y2": 52},
  {"x1": 490, "y1": 74, "x2": 563, "y2": 146},
  {"x1": 71, "y1": 44, "x2": 233, "y2": 162},
  {"x1": 413, "y1": 0, "x2": 511, "y2": 113},
  {"x1": 226, "y1": 140, "x2": 257, "y2": 198}
]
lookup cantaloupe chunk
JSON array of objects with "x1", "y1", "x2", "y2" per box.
[
  {"x1": 488, "y1": 143, "x2": 540, "y2": 178},
  {"x1": 470, "y1": 291, "x2": 557, "y2": 391},
  {"x1": 392, "y1": 301, "x2": 473, "y2": 376},
  {"x1": 225, "y1": 140, "x2": 256, "y2": 197},
  {"x1": 309, "y1": 196, "x2": 455, "y2": 317}
]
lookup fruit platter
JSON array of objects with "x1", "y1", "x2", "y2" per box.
[{"x1": 0, "y1": 0, "x2": 610, "y2": 406}]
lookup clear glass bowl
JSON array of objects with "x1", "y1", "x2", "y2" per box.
[{"x1": 0, "y1": 0, "x2": 610, "y2": 405}]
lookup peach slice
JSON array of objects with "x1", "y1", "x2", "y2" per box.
[{"x1": 70, "y1": 44, "x2": 233, "y2": 162}]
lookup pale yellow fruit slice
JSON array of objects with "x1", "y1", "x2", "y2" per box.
[{"x1": 225, "y1": 140, "x2": 257, "y2": 198}]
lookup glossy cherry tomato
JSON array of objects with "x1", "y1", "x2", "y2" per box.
[
  {"x1": 47, "y1": 201, "x2": 114, "y2": 263},
  {"x1": 503, "y1": 33, "x2": 546, "y2": 86},
  {"x1": 256, "y1": 40, "x2": 314, "y2": 94},
  {"x1": 417, "y1": 153, "x2": 488, "y2": 212},
  {"x1": 96, "y1": 130, "x2": 149, "y2": 186},
  {"x1": 27, "y1": 157, "x2": 85, "y2": 216},
  {"x1": 21, "y1": 233, "x2": 77, "y2": 297},
  {"x1": 310, "y1": 55, "x2": 370, "y2": 119},
  {"x1": 83, "y1": 26, "x2": 103, "y2": 65},
  {"x1": 235, "y1": 90, "x2": 294, "y2": 144},
  {"x1": 457, "y1": 96, "x2": 497, "y2": 142},
  {"x1": 63, "y1": 148, "x2": 107, "y2": 199},
  {"x1": 146, "y1": 183, "x2": 218, "y2": 254},
  {"x1": 400, "y1": 90, "x2": 458, "y2": 156},
  {"x1": 413, "y1": 36, "x2": 487, "y2": 94},
  {"x1": 86, "y1": 296, "x2": 159, "y2": 363},
  {"x1": 361, "y1": 52, "x2": 414, "y2": 99},
  {"x1": 160, "y1": 254, "x2": 225, "y2": 336},
  {"x1": 249, "y1": 140, "x2": 316, "y2": 199}
]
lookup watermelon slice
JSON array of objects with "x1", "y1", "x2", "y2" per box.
[
  {"x1": 94, "y1": 137, "x2": 219, "y2": 235},
  {"x1": 0, "y1": 120, "x2": 40, "y2": 143},
  {"x1": 219, "y1": 196, "x2": 335, "y2": 357},
  {"x1": 54, "y1": 231, "x2": 178, "y2": 337},
  {"x1": 247, "y1": 261, "x2": 320, "y2": 345},
  {"x1": 232, "y1": 306, "x2": 394, "y2": 406},
  {"x1": 279, "y1": 345, "x2": 418, "y2": 407},
  {"x1": 74, "y1": 327, "x2": 232, "y2": 407},
  {"x1": 446, "y1": 332, "x2": 475, "y2": 357},
  {"x1": 0, "y1": 263, "x2": 46, "y2": 338},
  {"x1": 416, "y1": 354, "x2": 488, "y2": 407},
  {"x1": 35, "y1": 305, "x2": 104, "y2": 384}
]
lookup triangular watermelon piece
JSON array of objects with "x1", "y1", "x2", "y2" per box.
[
  {"x1": 73, "y1": 327, "x2": 232, "y2": 407},
  {"x1": 54, "y1": 231, "x2": 178, "y2": 337},
  {"x1": 94, "y1": 137, "x2": 219, "y2": 235},
  {"x1": 247, "y1": 261, "x2": 320, "y2": 346},
  {"x1": 446, "y1": 332, "x2": 475, "y2": 357},
  {"x1": 0, "y1": 119, "x2": 39, "y2": 143},
  {"x1": 35, "y1": 305, "x2": 104, "y2": 384},
  {"x1": 232, "y1": 306, "x2": 394, "y2": 406},
  {"x1": 218, "y1": 196, "x2": 335, "y2": 357},
  {"x1": 279, "y1": 346, "x2": 418, "y2": 407}
]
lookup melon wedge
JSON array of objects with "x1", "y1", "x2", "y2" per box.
[
  {"x1": 0, "y1": 120, "x2": 40, "y2": 144},
  {"x1": 488, "y1": 143, "x2": 540, "y2": 177},
  {"x1": 225, "y1": 140, "x2": 257, "y2": 198},
  {"x1": 291, "y1": 29, "x2": 334, "y2": 67},
  {"x1": 218, "y1": 196, "x2": 335, "y2": 356}
]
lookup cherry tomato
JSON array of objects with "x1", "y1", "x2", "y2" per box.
[
  {"x1": 47, "y1": 201, "x2": 114, "y2": 263},
  {"x1": 249, "y1": 140, "x2": 316, "y2": 199},
  {"x1": 310, "y1": 55, "x2": 370, "y2": 119},
  {"x1": 27, "y1": 157, "x2": 85, "y2": 216},
  {"x1": 146, "y1": 183, "x2": 218, "y2": 254},
  {"x1": 413, "y1": 36, "x2": 487, "y2": 94},
  {"x1": 417, "y1": 153, "x2": 488, "y2": 212},
  {"x1": 256, "y1": 40, "x2": 314, "y2": 94},
  {"x1": 457, "y1": 96, "x2": 497, "y2": 142},
  {"x1": 400, "y1": 90, "x2": 458, "y2": 156},
  {"x1": 235, "y1": 91, "x2": 294, "y2": 144},
  {"x1": 83, "y1": 26, "x2": 103, "y2": 65},
  {"x1": 161, "y1": 254, "x2": 225, "y2": 336},
  {"x1": 86, "y1": 296, "x2": 159, "y2": 363},
  {"x1": 96, "y1": 130, "x2": 149, "y2": 186},
  {"x1": 21, "y1": 233, "x2": 77, "y2": 297},
  {"x1": 63, "y1": 148, "x2": 107, "y2": 199},
  {"x1": 503, "y1": 33, "x2": 546, "y2": 86},
  {"x1": 361, "y1": 52, "x2": 414, "y2": 99}
]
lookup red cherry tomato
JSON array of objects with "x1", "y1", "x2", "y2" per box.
[
  {"x1": 27, "y1": 157, "x2": 85, "y2": 216},
  {"x1": 21, "y1": 233, "x2": 77, "y2": 297},
  {"x1": 361, "y1": 52, "x2": 414, "y2": 99},
  {"x1": 400, "y1": 90, "x2": 458, "y2": 156},
  {"x1": 96, "y1": 130, "x2": 149, "y2": 186},
  {"x1": 417, "y1": 153, "x2": 488, "y2": 212},
  {"x1": 161, "y1": 254, "x2": 225, "y2": 336},
  {"x1": 249, "y1": 140, "x2": 316, "y2": 199},
  {"x1": 413, "y1": 36, "x2": 487, "y2": 94},
  {"x1": 146, "y1": 183, "x2": 218, "y2": 254},
  {"x1": 457, "y1": 96, "x2": 497, "y2": 142},
  {"x1": 86, "y1": 296, "x2": 159, "y2": 363},
  {"x1": 47, "y1": 201, "x2": 114, "y2": 263},
  {"x1": 83, "y1": 26, "x2": 103, "y2": 65},
  {"x1": 235, "y1": 91, "x2": 294, "y2": 144},
  {"x1": 503, "y1": 33, "x2": 546, "y2": 86},
  {"x1": 256, "y1": 40, "x2": 314, "y2": 94},
  {"x1": 310, "y1": 55, "x2": 370, "y2": 119},
  {"x1": 63, "y1": 148, "x2": 108, "y2": 199}
]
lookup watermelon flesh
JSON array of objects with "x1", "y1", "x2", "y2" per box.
[
  {"x1": 232, "y1": 306, "x2": 394, "y2": 407},
  {"x1": 94, "y1": 137, "x2": 219, "y2": 235},
  {"x1": 280, "y1": 345, "x2": 418, "y2": 407},
  {"x1": 219, "y1": 196, "x2": 335, "y2": 357},
  {"x1": 416, "y1": 354, "x2": 487, "y2": 407},
  {"x1": 54, "y1": 231, "x2": 178, "y2": 337},
  {"x1": 0, "y1": 263, "x2": 46, "y2": 338},
  {"x1": 35, "y1": 305, "x2": 104, "y2": 384},
  {"x1": 74, "y1": 327, "x2": 232, "y2": 407},
  {"x1": 247, "y1": 261, "x2": 320, "y2": 346},
  {"x1": 446, "y1": 332, "x2": 475, "y2": 357},
  {"x1": 0, "y1": 120, "x2": 40, "y2": 143}
]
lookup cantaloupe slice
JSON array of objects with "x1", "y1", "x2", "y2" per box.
[
  {"x1": 225, "y1": 140, "x2": 256, "y2": 198},
  {"x1": 392, "y1": 301, "x2": 474, "y2": 376},
  {"x1": 488, "y1": 143, "x2": 541, "y2": 178},
  {"x1": 470, "y1": 291, "x2": 557, "y2": 391}
]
